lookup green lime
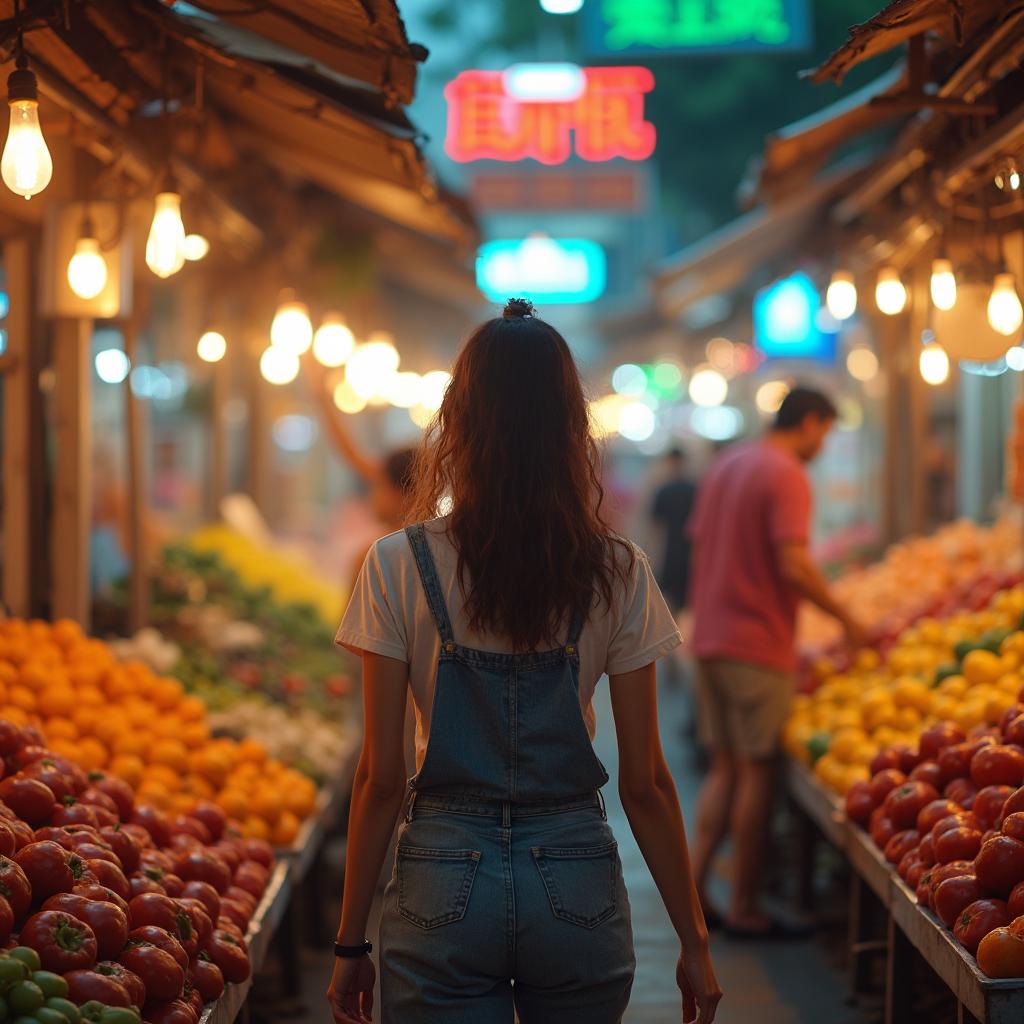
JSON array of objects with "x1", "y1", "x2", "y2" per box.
[
  {"x1": 0, "y1": 996, "x2": 8, "y2": 1022},
  {"x1": 0, "y1": 961, "x2": 27, "y2": 990},
  {"x1": 13, "y1": 1016, "x2": 37, "y2": 1024},
  {"x1": 5, "y1": 953, "x2": 39, "y2": 977},
  {"x1": 7, "y1": 983, "x2": 43, "y2": 1016},
  {"x1": 34, "y1": 1010, "x2": 69, "y2": 1024},
  {"x1": 97, "y1": 1011, "x2": 139, "y2": 1024},
  {"x1": 44, "y1": 1001, "x2": 79, "y2": 1024},
  {"x1": 28, "y1": 977, "x2": 65, "y2": 1002}
]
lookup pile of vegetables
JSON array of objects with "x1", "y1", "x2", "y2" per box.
[{"x1": 0, "y1": 717, "x2": 272, "y2": 1023}]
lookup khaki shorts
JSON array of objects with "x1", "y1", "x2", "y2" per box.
[{"x1": 696, "y1": 658, "x2": 795, "y2": 760}]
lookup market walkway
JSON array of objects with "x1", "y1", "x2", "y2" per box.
[{"x1": 286, "y1": 672, "x2": 872, "y2": 1024}]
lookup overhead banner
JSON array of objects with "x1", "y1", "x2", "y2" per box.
[{"x1": 583, "y1": 0, "x2": 812, "y2": 57}]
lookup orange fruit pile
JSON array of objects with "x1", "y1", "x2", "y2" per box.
[{"x1": 0, "y1": 617, "x2": 317, "y2": 845}]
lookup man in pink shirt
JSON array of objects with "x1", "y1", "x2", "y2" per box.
[{"x1": 689, "y1": 387, "x2": 866, "y2": 938}]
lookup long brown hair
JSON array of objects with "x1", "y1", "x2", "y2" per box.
[{"x1": 409, "y1": 298, "x2": 633, "y2": 651}]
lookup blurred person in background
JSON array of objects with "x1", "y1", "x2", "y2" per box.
[
  {"x1": 328, "y1": 299, "x2": 720, "y2": 1024},
  {"x1": 688, "y1": 387, "x2": 866, "y2": 939}
]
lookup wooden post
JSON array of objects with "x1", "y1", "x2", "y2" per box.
[
  {"x1": 2, "y1": 237, "x2": 33, "y2": 617},
  {"x1": 877, "y1": 310, "x2": 906, "y2": 544},
  {"x1": 51, "y1": 318, "x2": 92, "y2": 628},
  {"x1": 885, "y1": 916, "x2": 913, "y2": 1024},
  {"x1": 907, "y1": 260, "x2": 931, "y2": 535},
  {"x1": 123, "y1": 318, "x2": 150, "y2": 633},
  {"x1": 209, "y1": 353, "x2": 226, "y2": 520},
  {"x1": 246, "y1": 332, "x2": 268, "y2": 513}
]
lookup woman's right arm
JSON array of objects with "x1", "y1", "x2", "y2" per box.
[{"x1": 609, "y1": 662, "x2": 722, "y2": 1023}]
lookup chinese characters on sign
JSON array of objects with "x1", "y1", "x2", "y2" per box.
[
  {"x1": 584, "y1": 0, "x2": 811, "y2": 56},
  {"x1": 444, "y1": 67, "x2": 656, "y2": 165}
]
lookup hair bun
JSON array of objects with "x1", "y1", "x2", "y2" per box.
[{"x1": 503, "y1": 297, "x2": 535, "y2": 319}]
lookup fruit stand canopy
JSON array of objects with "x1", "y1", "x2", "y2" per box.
[{"x1": 0, "y1": 0, "x2": 476, "y2": 247}]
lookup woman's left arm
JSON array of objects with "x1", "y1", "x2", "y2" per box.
[{"x1": 328, "y1": 652, "x2": 410, "y2": 1023}]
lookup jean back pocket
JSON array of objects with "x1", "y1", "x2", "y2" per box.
[
  {"x1": 396, "y1": 844, "x2": 481, "y2": 929},
  {"x1": 531, "y1": 839, "x2": 618, "y2": 929}
]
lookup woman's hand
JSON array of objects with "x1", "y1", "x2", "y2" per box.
[
  {"x1": 327, "y1": 955, "x2": 376, "y2": 1024},
  {"x1": 677, "y1": 944, "x2": 722, "y2": 1022}
]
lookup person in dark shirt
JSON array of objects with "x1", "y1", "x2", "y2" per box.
[{"x1": 650, "y1": 447, "x2": 697, "y2": 614}]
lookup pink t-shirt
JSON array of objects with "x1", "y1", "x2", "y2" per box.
[{"x1": 689, "y1": 440, "x2": 811, "y2": 672}]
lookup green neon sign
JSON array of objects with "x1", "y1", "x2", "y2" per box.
[{"x1": 584, "y1": 0, "x2": 812, "y2": 56}]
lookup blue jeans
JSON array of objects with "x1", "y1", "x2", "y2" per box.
[{"x1": 380, "y1": 793, "x2": 636, "y2": 1023}]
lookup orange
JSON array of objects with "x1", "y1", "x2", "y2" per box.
[
  {"x1": 72, "y1": 707, "x2": 101, "y2": 736},
  {"x1": 112, "y1": 731, "x2": 148, "y2": 758},
  {"x1": 183, "y1": 775, "x2": 214, "y2": 801},
  {"x1": 27, "y1": 620, "x2": 51, "y2": 643},
  {"x1": 4, "y1": 643, "x2": 28, "y2": 667},
  {"x1": 179, "y1": 696, "x2": 205, "y2": 722},
  {"x1": 152, "y1": 716, "x2": 184, "y2": 740},
  {"x1": 52, "y1": 619, "x2": 84, "y2": 649},
  {"x1": 237, "y1": 738, "x2": 268, "y2": 765},
  {"x1": 169, "y1": 794, "x2": 195, "y2": 815},
  {"x1": 33, "y1": 644, "x2": 63, "y2": 667},
  {"x1": 93, "y1": 713, "x2": 129, "y2": 746},
  {"x1": 149, "y1": 739, "x2": 188, "y2": 773},
  {"x1": 0, "y1": 684, "x2": 8, "y2": 707},
  {"x1": 153, "y1": 678, "x2": 184, "y2": 712},
  {"x1": 102, "y1": 668, "x2": 135, "y2": 700},
  {"x1": 76, "y1": 686, "x2": 105, "y2": 708},
  {"x1": 216, "y1": 789, "x2": 249, "y2": 820},
  {"x1": 69, "y1": 662, "x2": 103, "y2": 689},
  {"x1": 76, "y1": 737, "x2": 108, "y2": 770},
  {"x1": 977, "y1": 927, "x2": 1024, "y2": 979},
  {"x1": 272, "y1": 811, "x2": 301, "y2": 847},
  {"x1": 250, "y1": 789, "x2": 283, "y2": 825},
  {"x1": 124, "y1": 702, "x2": 155, "y2": 728},
  {"x1": 143, "y1": 764, "x2": 180, "y2": 790},
  {"x1": 109, "y1": 754, "x2": 145, "y2": 788},
  {"x1": 241, "y1": 815, "x2": 271, "y2": 841},
  {"x1": 45, "y1": 717, "x2": 78, "y2": 741},
  {"x1": 37, "y1": 687, "x2": 76, "y2": 718},
  {"x1": 196, "y1": 747, "x2": 232, "y2": 787},
  {"x1": 47, "y1": 738, "x2": 79, "y2": 760},
  {"x1": 0, "y1": 663, "x2": 17, "y2": 687},
  {"x1": 181, "y1": 723, "x2": 210, "y2": 749},
  {"x1": 19, "y1": 662, "x2": 53, "y2": 692},
  {"x1": 137, "y1": 782, "x2": 171, "y2": 811},
  {"x1": 2, "y1": 706, "x2": 28, "y2": 726},
  {"x1": 8, "y1": 686, "x2": 35, "y2": 712},
  {"x1": 284, "y1": 781, "x2": 317, "y2": 819}
]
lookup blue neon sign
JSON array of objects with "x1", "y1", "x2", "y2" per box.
[
  {"x1": 476, "y1": 237, "x2": 607, "y2": 304},
  {"x1": 754, "y1": 272, "x2": 837, "y2": 362}
]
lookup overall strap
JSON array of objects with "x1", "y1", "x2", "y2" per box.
[
  {"x1": 405, "y1": 524, "x2": 455, "y2": 649},
  {"x1": 566, "y1": 608, "x2": 585, "y2": 653}
]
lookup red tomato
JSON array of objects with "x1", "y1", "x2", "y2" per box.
[
  {"x1": 184, "y1": 983, "x2": 203, "y2": 1019},
  {"x1": 869, "y1": 748, "x2": 903, "y2": 776},
  {"x1": 909, "y1": 761, "x2": 944, "y2": 790},
  {"x1": 0, "y1": 777, "x2": 55, "y2": 826},
  {"x1": 167, "y1": 835, "x2": 200, "y2": 856},
  {"x1": 64, "y1": 968, "x2": 132, "y2": 1007},
  {"x1": 10, "y1": 819, "x2": 33, "y2": 850},
  {"x1": 70, "y1": 840, "x2": 120, "y2": 867},
  {"x1": 188, "y1": 959, "x2": 224, "y2": 1003},
  {"x1": 925, "y1": 860, "x2": 976, "y2": 904},
  {"x1": 174, "y1": 851, "x2": 231, "y2": 895},
  {"x1": 972, "y1": 746, "x2": 1024, "y2": 789},
  {"x1": 917, "y1": 833, "x2": 936, "y2": 867},
  {"x1": 1004, "y1": 813, "x2": 1024, "y2": 842},
  {"x1": 130, "y1": 926, "x2": 187, "y2": 970},
  {"x1": 203, "y1": 929, "x2": 250, "y2": 983},
  {"x1": 934, "y1": 874, "x2": 983, "y2": 928},
  {"x1": 22, "y1": 762, "x2": 75, "y2": 803},
  {"x1": 51, "y1": 802, "x2": 99, "y2": 829},
  {"x1": 79, "y1": 787, "x2": 119, "y2": 815},
  {"x1": 91, "y1": 775, "x2": 135, "y2": 821},
  {"x1": 141, "y1": 850, "x2": 175, "y2": 874},
  {"x1": 87, "y1": 859, "x2": 130, "y2": 901},
  {"x1": 121, "y1": 941, "x2": 185, "y2": 1001},
  {"x1": 945, "y1": 778, "x2": 978, "y2": 809},
  {"x1": 214, "y1": 918, "x2": 244, "y2": 942},
  {"x1": 897, "y1": 851, "x2": 920, "y2": 881},
  {"x1": 95, "y1": 960, "x2": 146, "y2": 1010},
  {"x1": 129, "y1": 893, "x2": 182, "y2": 933},
  {"x1": 884, "y1": 781, "x2": 940, "y2": 831},
  {"x1": 21, "y1": 909, "x2": 98, "y2": 971},
  {"x1": 977, "y1": 926, "x2": 1024, "y2": 978},
  {"x1": 0, "y1": 823, "x2": 16, "y2": 859},
  {"x1": 100, "y1": 828, "x2": 141, "y2": 876},
  {"x1": 130, "y1": 806, "x2": 172, "y2": 850},
  {"x1": 974, "y1": 786, "x2": 1015, "y2": 830},
  {"x1": 42, "y1": 892, "x2": 129, "y2": 960},
  {"x1": 224, "y1": 887, "x2": 256, "y2": 915},
  {"x1": 885, "y1": 830, "x2": 920, "y2": 866},
  {"x1": 935, "y1": 827, "x2": 984, "y2": 865},
  {"x1": 210, "y1": 843, "x2": 241, "y2": 875},
  {"x1": 238, "y1": 839, "x2": 273, "y2": 870},
  {"x1": 999, "y1": 786, "x2": 1024, "y2": 826},
  {"x1": 976, "y1": 836, "x2": 1024, "y2": 897},
  {"x1": 1009, "y1": 880, "x2": 1024, "y2": 918},
  {"x1": 73, "y1": 882, "x2": 130, "y2": 915},
  {"x1": 954, "y1": 898, "x2": 1012, "y2": 954},
  {"x1": 0, "y1": 856, "x2": 29, "y2": 922},
  {"x1": 917, "y1": 799, "x2": 963, "y2": 835},
  {"x1": 0, "y1": 723, "x2": 26, "y2": 757},
  {"x1": 171, "y1": 817, "x2": 212, "y2": 846},
  {"x1": 189, "y1": 804, "x2": 226, "y2": 843},
  {"x1": 15, "y1": 840, "x2": 78, "y2": 899},
  {"x1": 162, "y1": 874, "x2": 184, "y2": 899},
  {"x1": 232, "y1": 862, "x2": 268, "y2": 899},
  {"x1": 868, "y1": 769, "x2": 906, "y2": 806},
  {"x1": 844, "y1": 782, "x2": 876, "y2": 827},
  {"x1": 177, "y1": 899, "x2": 212, "y2": 949},
  {"x1": 179, "y1": 881, "x2": 220, "y2": 923},
  {"x1": 920, "y1": 722, "x2": 967, "y2": 761},
  {"x1": 217, "y1": 899, "x2": 250, "y2": 932},
  {"x1": 0, "y1": 894, "x2": 12, "y2": 944},
  {"x1": 907, "y1": 861, "x2": 928, "y2": 889},
  {"x1": 869, "y1": 811, "x2": 896, "y2": 850},
  {"x1": 10, "y1": 746, "x2": 50, "y2": 771},
  {"x1": 121, "y1": 824, "x2": 154, "y2": 850},
  {"x1": 143, "y1": 999, "x2": 198, "y2": 1024},
  {"x1": 37, "y1": 824, "x2": 100, "y2": 847},
  {"x1": 129, "y1": 873, "x2": 166, "y2": 899},
  {"x1": 932, "y1": 811, "x2": 981, "y2": 837}
]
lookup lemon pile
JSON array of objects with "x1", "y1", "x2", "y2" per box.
[{"x1": 786, "y1": 586, "x2": 1024, "y2": 795}]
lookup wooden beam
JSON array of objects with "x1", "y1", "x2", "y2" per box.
[
  {"x1": 51, "y1": 317, "x2": 92, "y2": 628},
  {"x1": 2, "y1": 237, "x2": 32, "y2": 616}
]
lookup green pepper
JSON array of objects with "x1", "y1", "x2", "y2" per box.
[
  {"x1": 28, "y1": 977, "x2": 65, "y2": 1002},
  {"x1": 43, "y1": 1000, "x2": 79, "y2": 1024},
  {"x1": 5, "y1": 953, "x2": 39, "y2": 977},
  {"x1": 0, "y1": 961, "x2": 27, "y2": 991},
  {"x1": 6, "y1": 984, "x2": 43, "y2": 1016},
  {"x1": 98, "y1": 1010, "x2": 140, "y2": 1024},
  {"x1": 33, "y1": 1009, "x2": 69, "y2": 1024}
]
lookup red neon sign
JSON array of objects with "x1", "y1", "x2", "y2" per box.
[{"x1": 444, "y1": 66, "x2": 656, "y2": 165}]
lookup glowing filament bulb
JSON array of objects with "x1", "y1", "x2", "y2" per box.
[{"x1": 146, "y1": 191, "x2": 187, "y2": 279}]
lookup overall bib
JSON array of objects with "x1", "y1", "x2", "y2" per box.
[{"x1": 379, "y1": 524, "x2": 636, "y2": 1023}]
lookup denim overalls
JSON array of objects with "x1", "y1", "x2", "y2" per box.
[{"x1": 379, "y1": 523, "x2": 635, "y2": 1023}]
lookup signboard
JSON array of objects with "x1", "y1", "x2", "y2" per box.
[
  {"x1": 445, "y1": 66, "x2": 655, "y2": 165},
  {"x1": 476, "y1": 237, "x2": 607, "y2": 304},
  {"x1": 584, "y1": 0, "x2": 812, "y2": 57},
  {"x1": 470, "y1": 168, "x2": 647, "y2": 211},
  {"x1": 753, "y1": 272, "x2": 837, "y2": 362}
]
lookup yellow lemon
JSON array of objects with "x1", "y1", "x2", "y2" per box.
[{"x1": 963, "y1": 649, "x2": 1005, "y2": 687}]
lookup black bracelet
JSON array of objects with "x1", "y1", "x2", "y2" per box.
[{"x1": 334, "y1": 940, "x2": 372, "y2": 958}]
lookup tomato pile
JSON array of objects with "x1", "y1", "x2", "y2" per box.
[
  {"x1": 0, "y1": 718, "x2": 273, "y2": 1023},
  {"x1": 846, "y1": 713, "x2": 1024, "y2": 977}
]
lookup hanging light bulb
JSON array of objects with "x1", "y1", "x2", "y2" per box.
[
  {"x1": 182, "y1": 234, "x2": 209, "y2": 262},
  {"x1": 919, "y1": 339, "x2": 950, "y2": 386},
  {"x1": 929, "y1": 258, "x2": 957, "y2": 311},
  {"x1": 875, "y1": 266, "x2": 907, "y2": 316},
  {"x1": 825, "y1": 270, "x2": 857, "y2": 320},
  {"x1": 270, "y1": 292, "x2": 313, "y2": 355},
  {"x1": 197, "y1": 330, "x2": 226, "y2": 363},
  {"x1": 66, "y1": 216, "x2": 107, "y2": 300},
  {"x1": 259, "y1": 345, "x2": 299, "y2": 385},
  {"x1": 987, "y1": 272, "x2": 1024, "y2": 336},
  {"x1": 145, "y1": 184, "x2": 187, "y2": 279},
  {"x1": 1, "y1": 54, "x2": 52, "y2": 200},
  {"x1": 312, "y1": 313, "x2": 355, "y2": 367}
]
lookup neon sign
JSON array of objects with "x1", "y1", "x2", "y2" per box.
[
  {"x1": 444, "y1": 66, "x2": 656, "y2": 165},
  {"x1": 476, "y1": 237, "x2": 607, "y2": 304},
  {"x1": 584, "y1": 0, "x2": 811, "y2": 56},
  {"x1": 754, "y1": 272, "x2": 837, "y2": 363}
]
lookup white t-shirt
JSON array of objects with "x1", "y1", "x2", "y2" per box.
[{"x1": 336, "y1": 519, "x2": 682, "y2": 771}]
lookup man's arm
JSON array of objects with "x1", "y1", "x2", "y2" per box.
[
  {"x1": 777, "y1": 541, "x2": 867, "y2": 648},
  {"x1": 307, "y1": 364, "x2": 380, "y2": 485}
]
